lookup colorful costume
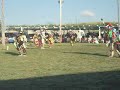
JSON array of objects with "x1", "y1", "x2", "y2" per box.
[
  {"x1": 14, "y1": 33, "x2": 27, "y2": 56},
  {"x1": 107, "y1": 27, "x2": 120, "y2": 57},
  {"x1": 69, "y1": 32, "x2": 77, "y2": 46},
  {"x1": 48, "y1": 34, "x2": 54, "y2": 48}
]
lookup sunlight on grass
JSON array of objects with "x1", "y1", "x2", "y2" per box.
[{"x1": 0, "y1": 43, "x2": 120, "y2": 80}]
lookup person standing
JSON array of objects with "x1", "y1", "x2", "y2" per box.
[
  {"x1": 14, "y1": 32, "x2": 27, "y2": 56},
  {"x1": 69, "y1": 31, "x2": 77, "y2": 46},
  {"x1": 77, "y1": 30, "x2": 85, "y2": 42},
  {"x1": 108, "y1": 27, "x2": 115, "y2": 57},
  {"x1": 40, "y1": 29, "x2": 46, "y2": 49},
  {"x1": 114, "y1": 30, "x2": 120, "y2": 57},
  {"x1": 33, "y1": 33, "x2": 39, "y2": 47},
  {"x1": 107, "y1": 27, "x2": 120, "y2": 57}
]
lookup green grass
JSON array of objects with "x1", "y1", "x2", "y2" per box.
[{"x1": 0, "y1": 43, "x2": 120, "y2": 90}]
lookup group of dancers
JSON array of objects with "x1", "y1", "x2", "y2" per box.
[
  {"x1": 13, "y1": 23, "x2": 120, "y2": 58},
  {"x1": 14, "y1": 29, "x2": 54, "y2": 56},
  {"x1": 33, "y1": 30, "x2": 54, "y2": 49}
]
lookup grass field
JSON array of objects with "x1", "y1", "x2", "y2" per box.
[{"x1": 0, "y1": 43, "x2": 120, "y2": 90}]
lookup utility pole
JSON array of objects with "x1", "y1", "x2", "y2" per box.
[
  {"x1": 58, "y1": 0, "x2": 64, "y2": 43},
  {"x1": 1, "y1": 0, "x2": 6, "y2": 47},
  {"x1": 117, "y1": 0, "x2": 120, "y2": 31}
]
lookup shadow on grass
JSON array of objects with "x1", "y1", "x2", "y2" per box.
[
  {"x1": 0, "y1": 71, "x2": 120, "y2": 90},
  {"x1": 5, "y1": 51, "x2": 19, "y2": 56},
  {"x1": 63, "y1": 51, "x2": 108, "y2": 57}
]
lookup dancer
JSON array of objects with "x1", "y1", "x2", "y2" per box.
[
  {"x1": 69, "y1": 31, "x2": 77, "y2": 46},
  {"x1": 106, "y1": 25, "x2": 120, "y2": 57},
  {"x1": 48, "y1": 34, "x2": 54, "y2": 48},
  {"x1": 33, "y1": 32, "x2": 41, "y2": 47},
  {"x1": 40, "y1": 29, "x2": 46, "y2": 49},
  {"x1": 14, "y1": 32, "x2": 27, "y2": 56}
]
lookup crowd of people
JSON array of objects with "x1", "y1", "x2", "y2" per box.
[{"x1": 6, "y1": 23, "x2": 120, "y2": 57}]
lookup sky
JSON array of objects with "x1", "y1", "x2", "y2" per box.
[{"x1": 0, "y1": 0, "x2": 118, "y2": 25}]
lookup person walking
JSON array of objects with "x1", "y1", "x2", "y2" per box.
[
  {"x1": 107, "y1": 27, "x2": 120, "y2": 57},
  {"x1": 14, "y1": 32, "x2": 27, "y2": 56},
  {"x1": 40, "y1": 29, "x2": 46, "y2": 49}
]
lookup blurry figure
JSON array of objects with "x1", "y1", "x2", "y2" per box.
[
  {"x1": 93, "y1": 37, "x2": 99, "y2": 44},
  {"x1": 114, "y1": 30, "x2": 120, "y2": 57},
  {"x1": 48, "y1": 34, "x2": 54, "y2": 48},
  {"x1": 69, "y1": 31, "x2": 77, "y2": 46},
  {"x1": 77, "y1": 30, "x2": 85, "y2": 42},
  {"x1": 88, "y1": 35, "x2": 92, "y2": 43},
  {"x1": 14, "y1": 32, "x2": 27, "y2": 56},
  {"x1": 107, "y1": 26, "x2": 120, "y2": 57},
  {"x1": 40, "y1": 29, "x2": 46, "y2": 49},
  {"x1": 107, "y1": 27, "x2": 115, "y2": 57},
  {"x1": 33, "y1": 32, "x2": 41, "y2": 47}
]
